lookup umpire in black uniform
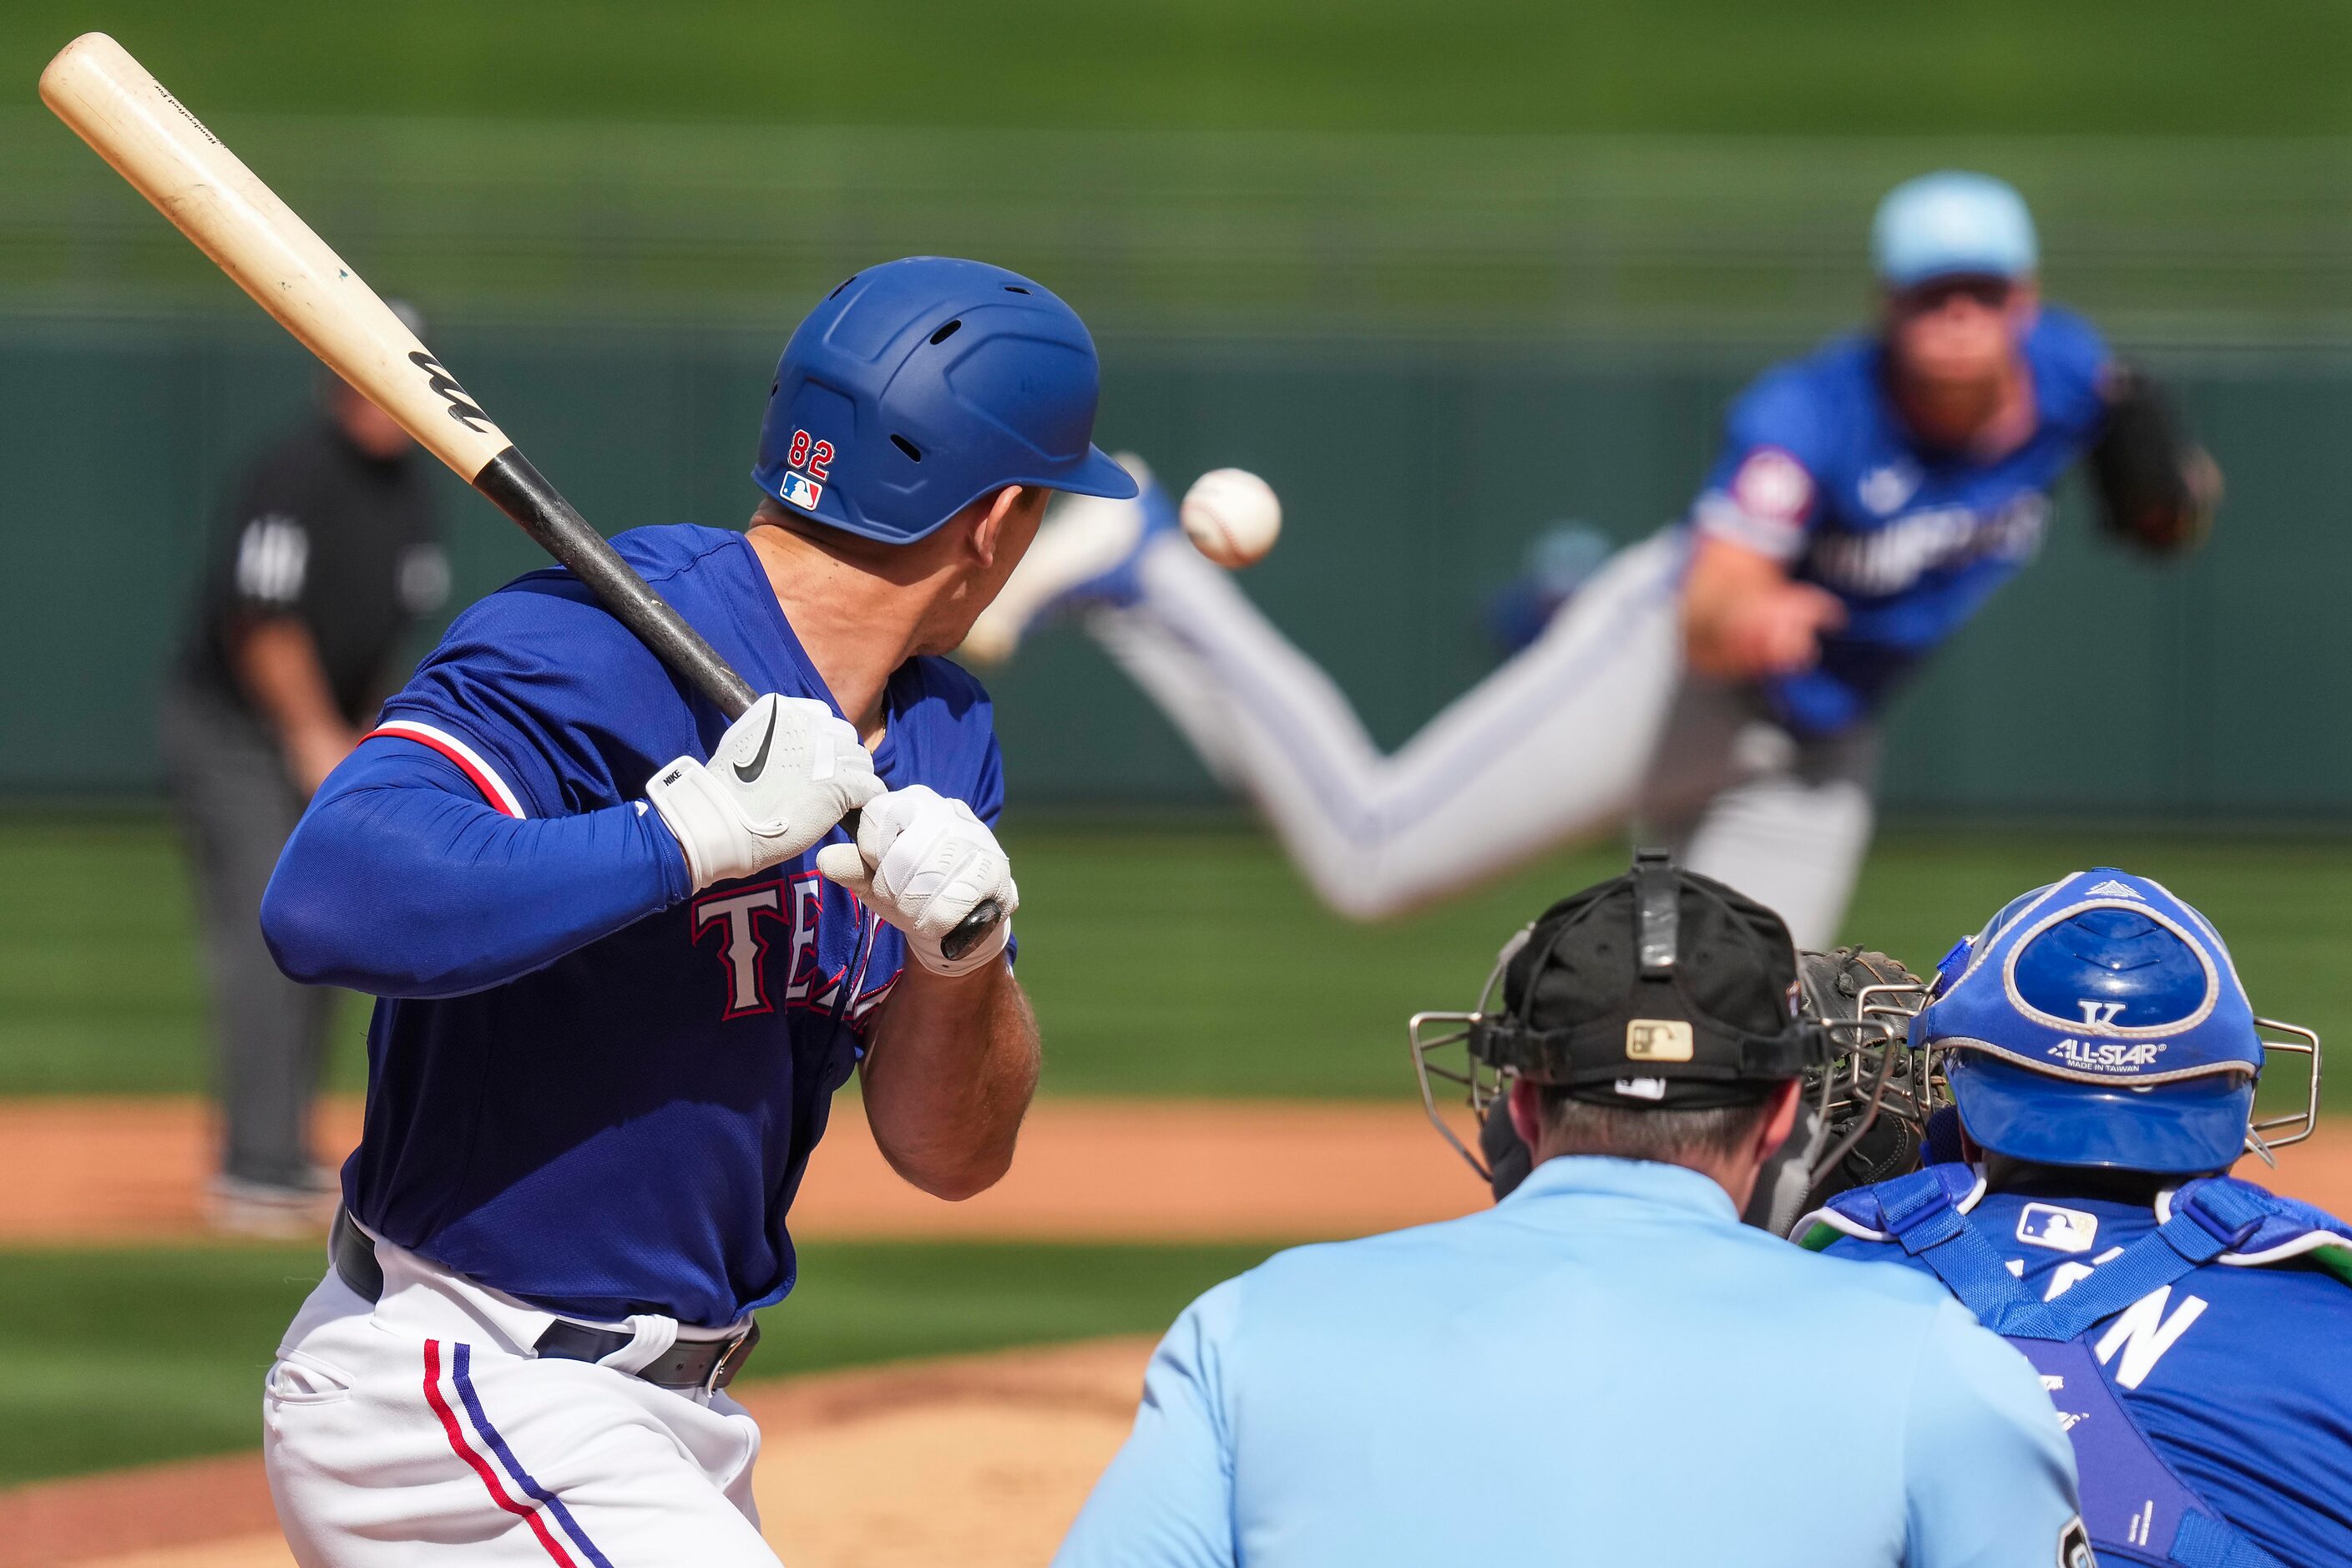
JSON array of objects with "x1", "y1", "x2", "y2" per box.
[{"x1": 161, "y1": 304, "x2": 447, "y2": 1234}]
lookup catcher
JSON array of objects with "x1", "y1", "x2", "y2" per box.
[{"x1": 1798, "y1": 869, "x2": 2352, "y2": 1567}]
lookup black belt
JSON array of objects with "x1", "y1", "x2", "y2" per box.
[{"x1": 330, "y1": 1206, "x2": 761, "y2": 1393}]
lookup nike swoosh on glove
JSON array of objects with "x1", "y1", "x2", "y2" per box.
[
  {"x1": 813, "y1": 784, "x2": 1016, "y2": 978},
  {"x1": 646, "y1": 694, "x2": 882, "y2": 891}
]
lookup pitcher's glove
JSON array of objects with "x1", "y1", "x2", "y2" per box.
[{"x1": 2091, "y1": 366, "x2": 2220, "y2": 557}]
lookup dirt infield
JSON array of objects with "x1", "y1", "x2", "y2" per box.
[
  {"x1": 9, "y1": 1097, "x2": 2352, "y2": 1565},
  {"x1": 0, "y1": 1337, "x2": 1156, "y2": 1568},
  {"x1": 6, "y1": 1095, "x2": 2352, "y2": 1247},
  {"x1": 0, "y1": 1095, "x2": 1486, "y2": 1246}
]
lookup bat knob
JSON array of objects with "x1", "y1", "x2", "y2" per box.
[
  {"x1": 940, "y1": 898, "x2": 1005, "y2": 964},
  {"x1": 836, "y1": 809, "x2": 1001, "y2": 964}
]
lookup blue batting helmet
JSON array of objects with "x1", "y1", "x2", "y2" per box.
[
  {"x1": 1871, "y1": 171, "x2": 2039, "y2": 291},
  {"x1": 754, "y1": 256, "x2": 1138, "y2": 545},
  {"x1": 1919, "y1": 868, "x2": 2287, "y2": 1175}
]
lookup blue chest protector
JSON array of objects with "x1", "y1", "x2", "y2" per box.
[{"x1": 1803, "y1": 1166, "x2": 2352, "y2": 1568}]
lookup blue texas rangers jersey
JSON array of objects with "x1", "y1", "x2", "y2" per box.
[
  {"x1": 1692, "y1": 306, "x2": 2112, "y2": 736},
  {"x1": 270, "y1": 524, "x2": 1007, "y2": 1328},
  {"x1": 1807, "y1": 1171, "x2": 2352, "y2": 1565}
]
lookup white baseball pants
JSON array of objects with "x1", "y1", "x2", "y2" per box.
[
  {"x1": 264, "y1": 1234, "x2": 776, "y2": 1566},
  {"x1": 1090, "y1": 529, "x2": 1877, "y2": 948}
]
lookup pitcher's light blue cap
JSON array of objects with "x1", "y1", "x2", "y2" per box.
[{"x1": 1871, "y1": 172, "x2": 2038, "y2": 289}]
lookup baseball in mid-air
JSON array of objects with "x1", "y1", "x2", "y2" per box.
[{"x1": 1181, "y1": 468, "x2": 1282, "y2": 569}]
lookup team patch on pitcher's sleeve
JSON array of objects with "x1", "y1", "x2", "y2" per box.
[{"x1": 1695, "y1": 446, "x2": 1815, "y2": 559}]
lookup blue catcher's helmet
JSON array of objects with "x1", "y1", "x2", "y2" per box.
[
  {"x1": 1919, "y1": 868, "x2": 2314, "y2": 1175},
  {"x1": 754, "y1": 256, "x2": 1138, "y2": 544}
]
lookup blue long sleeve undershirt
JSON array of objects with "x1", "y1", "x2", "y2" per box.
[{"x1": 261, "y1": 736, "x2": 692, "y2": 999}]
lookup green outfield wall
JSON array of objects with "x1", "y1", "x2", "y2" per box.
[{"x1": 4, "y1": 314, "x2": 2346, "y2": 817}]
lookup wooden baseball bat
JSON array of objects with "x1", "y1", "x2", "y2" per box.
[{"x1": 41, "y1": 32, "x2": 1001, "y2": 959}]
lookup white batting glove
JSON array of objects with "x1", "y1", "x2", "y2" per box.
[
  {"x1": 646, "y1": 694, "x2": 883, "y2": 891},
  {"x1": 814, "y1": 785, "x2": 1016, "y2": 978}
]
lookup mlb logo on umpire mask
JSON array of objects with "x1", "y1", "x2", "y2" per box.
[{"x1": 1626, "y1": 1019, "x2": 1695, "y2": 1062}]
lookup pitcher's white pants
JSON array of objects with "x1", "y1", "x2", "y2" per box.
[
  {"x1": 1091, "y1": 529, "x2": 1876, "y2": 948},
  {"x1": 265, "y1": 1233, "x2": 776, "y2": 1566}
]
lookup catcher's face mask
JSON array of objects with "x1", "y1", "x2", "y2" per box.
[
  {"x1": 1750, "y1": 948, "x2": 1940, "y2": 1234},
  {"x1": 1409, "y1": 852, "x2": 1839, "y2": 1203}
]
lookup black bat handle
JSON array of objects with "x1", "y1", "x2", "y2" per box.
[
  {"x1": 475, "y1": 449, "x2": 756, "y2": 717},
  {"x1": 471, "y1": 448, "x2": 1004, "y2": 962}
]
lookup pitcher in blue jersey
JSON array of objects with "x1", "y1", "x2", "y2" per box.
[
  {"x1": 1798, "y1": 868, "x2": 2352, "y2": 1566},
  {"x1": 1056, "y1": 854, "x2": 2086, "y2": 1568},
  {"x1": 254, "y1": 256, "x2": 1136, "y2": 1567},
  {"x1": 969, "y1": 172, "x2": 2220, "y2": 948}
]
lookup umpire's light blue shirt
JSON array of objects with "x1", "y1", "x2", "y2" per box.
[{"x1": 1055, "y1": 1156, "x2": 2081, "y2": 1568}]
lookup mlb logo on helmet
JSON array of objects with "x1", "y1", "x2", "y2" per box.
[{"x1": 773, "y1": 427, "x2": 832, "y2": 513}]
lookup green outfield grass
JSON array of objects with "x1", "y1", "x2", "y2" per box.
[
  {"x1": 4, "y1": 813, "x2": 2349, "y2": 1115},
  {"x1": 10, "y1": 3, "x2": 2347, "y2": 340},
  {"x1": 8, "y1": 5, "x2": 2348, "y2": 335},
  {"x1": 4, "y1": 0, "x2": 2344, "y2": 136},
  {"x1": 0, "y1": 1237, "x2": 1277, "y2": 1487}
]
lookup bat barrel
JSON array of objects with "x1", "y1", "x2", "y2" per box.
[{"x1": 39, "y1": 32, "x2": 512, "y2": 484}]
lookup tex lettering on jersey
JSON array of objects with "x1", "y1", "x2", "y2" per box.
[{"x1": 690, "y1": 870, "x2": 896, "y2": 1025}]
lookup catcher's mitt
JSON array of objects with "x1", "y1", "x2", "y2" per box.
[
  {"x1": 2090, "y1": 367, "x2": 2219, "y2": 556},
  {"x1": 1793, "y1": 947, "x2": 1940, "y2": 1215}
]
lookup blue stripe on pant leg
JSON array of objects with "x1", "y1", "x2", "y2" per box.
[{"x1": 452, "y1": 1343, "x2": 619, "y2": 1568}]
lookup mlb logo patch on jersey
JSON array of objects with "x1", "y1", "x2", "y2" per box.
[
  {"x1": 2016, "y1": 1202, "x2": 2097, "y2": 1254},
  {"x1": 779, "y1": 472, "x2": 824, "y2": 511},
  {"x1": 2085, "y1": 879, "x2": 2144, "y2": 899}
]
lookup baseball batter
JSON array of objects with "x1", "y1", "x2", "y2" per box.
[
  {"x1": 253, "y1": 257, "x2": 1136, "y2": 1565},
  {"x1": 970, "y1": 171, "x2": 2218, "y2": 946}
]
